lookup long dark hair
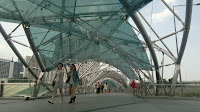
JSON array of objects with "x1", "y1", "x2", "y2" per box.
[
  {"x1": 57, "y1": 63, "x2": 63, "y2": 70},
  {"x1": 71, "y1": 64, "x2": 76, "y2": 71}
]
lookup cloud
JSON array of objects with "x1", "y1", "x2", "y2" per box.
[
  {"x1": 165, "y1": 0, "x2": 176, "y2": 4},
  {"x1": 0, "y1": 44, "x2": 5, "y2": 49},
  {"x1": 152, "y1": 8, "x2": 172, "y2": 23}
]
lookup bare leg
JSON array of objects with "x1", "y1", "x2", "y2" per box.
[
  {"x1": 51, "y1": 87, "x2": 57, "y2": 101},
  {"x1": 132, "y1": 89, "x2": 135, "y2": 95},
  {"x1": 71, "y1": 86, "x2": 76, "y2": 98},
  {"x1": 68, "y1": 87, "x2": 71, "y2": 96},
  {"x1": 59, "y1": 88, "x2": 63, "y2": 102}
]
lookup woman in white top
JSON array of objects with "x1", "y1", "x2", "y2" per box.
[
  {"x1": 104, "y1": 82, "x2": 108, "y2": 93},
  {"x1": 48, "y1": 63, "x2": 64, "y2": 104}
]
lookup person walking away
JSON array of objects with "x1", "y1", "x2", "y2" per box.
[
  {"x1": 66, "y1": 64, "x2": 80, "y2": 103},
  {"x1": 100, "y1": 82, "x2": 104, "y2": 94},
  {"x1": 97, "y1": 82, "x2": 100, "y2": 94},
  {"x1": 48, "y1": 63, "x2": 64, "y2": 104},
  {"x1": 132, "y1": 80, "x2": 136, "y2": 95}
]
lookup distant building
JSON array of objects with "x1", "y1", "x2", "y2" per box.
[
  {"x1": 0, "y1": 58, "x2": 24, "y2": 79},
  {"x1": 24, "y1": 56, "x2": 59, "y2": 82},
  {"x1": 0, "y1": 58, "x2": 14, "y2": 78},
  {"x1": 24, "y1": 56, "x2": 40, "y2": 80},
  {"x1": 13, "y1": 61, "x2": 23, "y2": 78}
]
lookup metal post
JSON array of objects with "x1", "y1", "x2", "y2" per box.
[
  {"x1": 179, "y1": 69, "x2": 184, "y2": 94},
  {"x1": 171, "y1": 0, "x2": 193, "y2": 95},
  {"x1": 0, "y1": 81, "x2": 4, "y2": 97},
  {"x1": 173, "y1": 6, "x2": 180, "y2": 55},
  {"x1": 33, "y1": 80, "x2": 37, "y2": 97},
  {"x1": 0, "y1": 24, "x2": 52, "y2": 94},
  {"x1": 160, "y1": 53, "x2": 167, "y2": 95}
]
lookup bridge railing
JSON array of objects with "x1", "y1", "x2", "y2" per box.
[
  {"x1": 0, "y1": 80, "x2": 99, "y2": 98},
  {"x1": 127, "y1": 83, "x2": 200, "y2": 97}
]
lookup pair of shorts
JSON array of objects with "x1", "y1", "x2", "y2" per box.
[
  {"x1": 68, "y1": 83, "x2": 77, "y2": 88},
  {"x1": 54, "y1": 81, "x2": 63, "y2": 88}
]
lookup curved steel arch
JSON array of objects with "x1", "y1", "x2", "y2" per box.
[
  {"x1": 98, "y1": 78, "x2": 125, "y2": 89},
  {"x1": 119, "y1": 0, "x2": 160, "y2": 95},
  {"x1": 88, "y1": 70, "x2": 128, "y2": 88},
  {"x1": 0, "y1": 0, "x2": 193, "y2": 96},
  {"x1": 118, "y1": 0, "x2": 193, "y2": 96},
  {"x1": 171, "y1": 0, "x2": 193, "y2": 95},
  {"x1": 0, "y1": 0, "x2": 152, "y2": 84}
]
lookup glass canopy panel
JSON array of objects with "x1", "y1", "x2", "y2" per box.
[{"x1": 0, "y1": 0, "x2": 152, "y2": 79}]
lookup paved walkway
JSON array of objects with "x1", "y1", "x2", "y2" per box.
[{"x1": 0, "y1": 93, "x2": 200, "y2": 112}]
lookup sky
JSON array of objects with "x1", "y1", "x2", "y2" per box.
[{"x1": 0, "y1": 0, "x2": 200, "y2": 81}]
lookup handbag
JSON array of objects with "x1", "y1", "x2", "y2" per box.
[
  {"x1": 51, "y1": 81, "x2": 55, "y2": 86},
  {"x1": 66, "y1": 76, "x2": 70, "y2": 83}
]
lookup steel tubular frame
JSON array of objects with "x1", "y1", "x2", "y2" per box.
[
  {"x1": 0, "y1": 24, "x2": 52, "y2": 94},
  {"x1": 11, "y1": 0, "x2": 50, "y2": 96},
  {"x1": 132, "y1": 14, "x2": 160, "y2": 95},
  {"x1": 119, "y1": 0, "x2": 193, "y2": 96},
  {"x1": 0, "y1": 0, "x2": 193, "y2": 96},
  {"x1": 118, "y1": 0, "x2": 160, "y2": 95},
  {"x1": 138, "y1": 11, "x2": 175, "y2": 58},
  {"x1": 171, "y1": 0, "x2": 193, "y2": 95},
  {"x1": 23, "y1": 27, "x2": 46, "y2": 72},
  {"x1": 88, "y1": 71, "x2": 127, "y2": 88}
]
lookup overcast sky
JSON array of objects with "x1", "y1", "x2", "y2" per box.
[{"x1": 0, "y1": 0, "x2": 200, "y2": 81}]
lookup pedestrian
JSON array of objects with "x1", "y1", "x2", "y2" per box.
[
  {"x1": 132, "y1": 80, "x2": 136, "y2": 95},
  {"x1": 100, "y1": 82, "x2": 104, "y2": 94},
  {"x1": 104, "y1": 82, "x2": 108, "y2": 93},
  {"x1": 48, "y1": 63, "x2": 64, "y2": 104},
  {"x1": 66, "y1": 64, "x2": 80, "y2": 103},
  {"x1": 97, "y1": 82, "x2": 100, "y2": 94}
]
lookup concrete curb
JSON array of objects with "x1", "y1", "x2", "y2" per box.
[
  {"x1": 0, "y1": 97, "x2": 25, "y2": 100},
  {"x1": 137, "y1": 95, "x2": 200, "y2": 101},
  {"x1": 0, "y1": 93, "x2": 93, "y2": 100}
]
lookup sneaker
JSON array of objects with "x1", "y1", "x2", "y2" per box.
[{"x1": 48, "y1": 101, "x2": 53, "y2": 104}]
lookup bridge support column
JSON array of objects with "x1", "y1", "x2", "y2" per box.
[{"x1": 171, "y1": 0, "x2": 193, "y2": 95}]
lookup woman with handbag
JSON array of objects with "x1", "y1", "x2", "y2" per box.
[
  {"x1": 48, "y1": 63, "x2": 64, "y2": 104},
  {"x1": 66, "y1": 64, "x2": 80, "y2": 103}
]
